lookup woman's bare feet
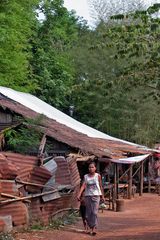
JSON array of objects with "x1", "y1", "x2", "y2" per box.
[
  {"x1": 91, "y1": 227, "x2": 97, "y2": 236},
  {"x1": 83, "y1": 220, "x2": 90, "y2": 234}
]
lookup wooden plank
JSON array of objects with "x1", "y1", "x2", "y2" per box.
[{"x1": 42, "y1": 191, "x2": 61, "y2": 202}]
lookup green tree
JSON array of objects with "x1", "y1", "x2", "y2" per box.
[
  {"x1": 71, "y1": 4, "x2": 160, "y2": 146},
  {"x1": 107, "y1": 4, "x2": 160, "y2": 102},
  {"x1": 0, "y1": 0, "x2": 39, "y2": 91},
  {"x1": 31, "y1": 0, "x2": 78, "y2": 108}
]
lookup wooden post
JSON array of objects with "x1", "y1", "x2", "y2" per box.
[
  {"x1": 148, "y1": 158, "x2": 151, "y2": 193},
  {"x1": 38, "y1": 134, "x2": 46, "y2": 157},
  {"x1": 114, "y1": 163, "x2": 117, "y2": 202},
  {"x1": 111, "y1": 185, "x2": 114, "y2": 210},
  {"x1": 116, "y1": 164, "x2": 119, "y2": 199},
  {"x1": 139, "y1": 161, "x2": 144, "y2": 196},
  {"x1": 128, "y1": 164, "x2": 133, "y2": 199},
  {"x1": 96, "y1": 161, "x2": 100, "y2": 173}
]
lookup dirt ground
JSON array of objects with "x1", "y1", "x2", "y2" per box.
[{"x1": 15, "y1": 193, "x2": 160, "y2": 240}]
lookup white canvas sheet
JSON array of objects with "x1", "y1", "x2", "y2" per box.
[{"x1": 111, "y1": 154, "x2": 150, "y2": 164}]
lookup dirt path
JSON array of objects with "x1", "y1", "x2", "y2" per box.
[{"x1": 15, "y1": 194, "x2": 160, "y2": 240}]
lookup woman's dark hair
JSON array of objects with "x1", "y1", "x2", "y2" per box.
[{"x1": 88, "y1": 161, "x2": 96, "y2": 167}]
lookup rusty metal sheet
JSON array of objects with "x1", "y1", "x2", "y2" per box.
[
  {"x1": 68, "y1": 157, "x2": 81, "y2": 186},
  {"x1": 0, "y1": 154, "x2": 18, "y2": 180},
  {"x1": 0, "y1": 219, "x2": 5, "y2": 232},
  {"x1": 0, "y1": 180, "x2": 19, "y2": 196},
  {"x1": 29, "y1": 193, "x2": 77, "y2": 225},
  {"x1": 2, "y1": 152, "x2": 38, "y2": 181},
  {"x1": 0, "y1": 152, "x2": 79, "y2": 231},
  {"x1": 54, "y1": 157, "x2": 71, "y2": 185},
  {"x1": 0, "y1": 201, "x2": 28, "y2": 226}
]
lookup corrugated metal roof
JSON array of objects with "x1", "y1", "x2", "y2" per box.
[
  {"x1": 0, "y1": 87, "x2": 144, "y2": 145},
  {"x1": 0, "y1": 87, "x2": 152, "y2": 158}
]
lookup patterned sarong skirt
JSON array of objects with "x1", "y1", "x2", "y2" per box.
[{"x1": 85, "y1": 196, "x2": 100, "y2": 228}]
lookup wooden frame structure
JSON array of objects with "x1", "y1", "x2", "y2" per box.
[{"x1": 110, "y1": 156, "x2": 150, "y2": 210}]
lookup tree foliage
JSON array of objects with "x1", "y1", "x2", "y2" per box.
[
  {"x1": 70, "y1": 4, "x2": 160, "y2": 146},
  {"x1": 0, "y1": 0, "x2": 39, "y2": 91},
  {"x1": 107, "y1": 4, "x2": 160, "y2": 102},
  {"x1": 3, "y1": 116, "x2": 44, "y2": 154},
  {"x1": 31, "y1": 0, "x2": 78, "y2": 107},
  {"x1": 0, "y1": 0, "x2": 160, "y2": 147}
]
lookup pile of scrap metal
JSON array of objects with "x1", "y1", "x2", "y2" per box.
[{"x1": 0, "y1": 152, "x2": 80, "y2": 232}]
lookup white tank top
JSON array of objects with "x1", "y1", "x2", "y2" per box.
[{"x1": 84, "y1": 173, "x2": 102, "y2": 196}]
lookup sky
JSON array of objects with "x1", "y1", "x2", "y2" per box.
[
  {"x1": 64, "y1": 0, "x2": 91, "y2": 25},
  {"x1": 64, "y1": 0, "x2": 159, "y2": 26}
]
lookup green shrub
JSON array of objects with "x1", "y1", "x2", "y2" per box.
[
  {"x1": 3, "y1": 116, "x2": 44, "y2": 154},
  {"x1": 0, "y1": 233, "x2": 15, "y2": 240},
  {"x1": 48, "y1": 210, "x2": 79, "y2": 230}
]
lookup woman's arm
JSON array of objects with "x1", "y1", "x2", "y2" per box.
[
  {"x1": 77, "y1": 181, "x2": 86, "y2": 201},
  {"x1": 98, "y1": 174, "x2": 105, "y2": 201}
]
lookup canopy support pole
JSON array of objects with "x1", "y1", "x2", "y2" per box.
[
  {"x1": 148, "y1": 156, "x2": 152, "y2": 193},
  {"x1": 116, "y1": 164, "x2": 119, "y2": 199},
  {"x1": 139, "y1": 161, "x2": 144, "y2": 196},
  {"x1": 114, "y1": 163, "x2": 118, "y2": 202},
  {"x1": 128, "y1": 164, "x2": 133, "y2": 199}
]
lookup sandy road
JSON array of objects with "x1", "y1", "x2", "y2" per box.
[{"x1": 15, "y1": 193, "x2": 160, "y2": 240}]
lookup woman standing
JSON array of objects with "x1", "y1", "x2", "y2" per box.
[{"x1": 77, "y1": 161, "x2": 105, "y2": 236}]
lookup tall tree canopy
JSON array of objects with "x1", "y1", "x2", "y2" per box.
[
  {"x1": 0, "y1": 0, "x2": 39, "y2": 91},
  {"x1": 71, "y1": 4, "x2": 160, "y2": 146},
  {"x1": 31, "y1": 0, "x2": 79, "y2": 107},
  {"x1": 0, "y1": 0, "x2": 159, "y2": 146}
]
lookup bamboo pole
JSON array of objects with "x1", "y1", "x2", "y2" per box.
[
  {"x1": 1, "y1": 193, "x2": 30, "y2": 203},
  {"x1": 15, "y1": 179, "x2": 55, "y2": 190},
  {"x1": 119, "y1": 165, "x2": 133, "y2": 182},
  {"x1": 38, "y1": 134, "x2": 47, "y2": 156},
  {"x1": 139, "y1": 161, "x2": 144, "y2": 196},
  {"x1": 132, "y1": 164, "x2": 142, "y2": 178},
  {"x1": 114, "y1": 163, "x2": 117, "y2": 202},
  {"x1": 128, "y1": 164, "x2": 133, "y2": 199},
  {"x1": 0, "y1": 189, "x2": 57, "y2": 205},
  {"x1": 116, "y1": 164, "x2": 119, "y2": 199},
  {"x1": 148, "y1": 157, "x2": 151, "y2": 193}
]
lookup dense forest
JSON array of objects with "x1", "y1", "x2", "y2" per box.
[{"x1": 0, "y1": 0, "x2": 160, "y2": 146}]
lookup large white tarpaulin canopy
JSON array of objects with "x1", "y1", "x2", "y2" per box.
[{"x1": 111, "y1": 154, "x2": 150, "y2": 164}]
